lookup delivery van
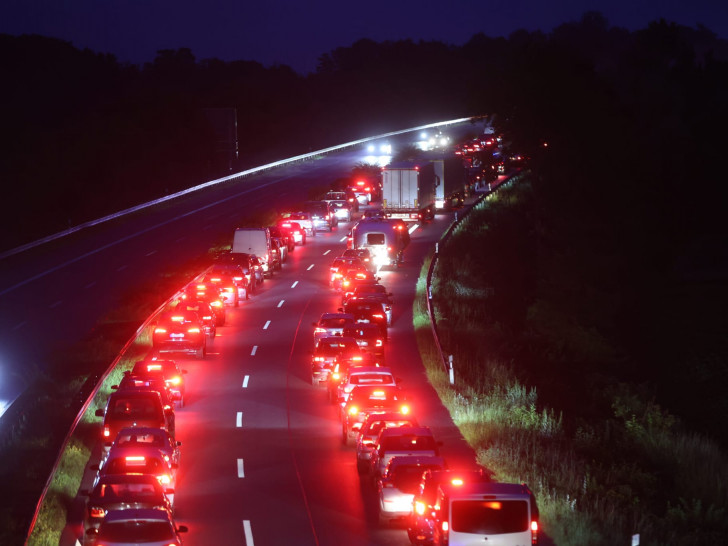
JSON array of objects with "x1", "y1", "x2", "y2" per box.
[{"x1": 232, "y1": 228, "x2": 274, "y2": 277}]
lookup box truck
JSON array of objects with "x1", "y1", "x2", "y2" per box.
[{"x1": 381, "y1": 162, "x2": 436, "y2": 222}]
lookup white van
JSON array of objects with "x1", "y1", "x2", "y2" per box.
[
  {"x1": 232, "y1": 228, "x2": 274, "y2": 277},
  {"x1": 433, "y1": 481, "x2": 539, "y2": 546},
  {"x1": 349, "y1": 218, "x2": 410, "y2": 268}
]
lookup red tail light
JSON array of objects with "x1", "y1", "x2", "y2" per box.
[
  {"x1": 154, "y1": 327, "x2": 167, "y2": 334},
  {"x1": 188, "y1": 327, "x2": 201, "y2": 334},
  {"x1": 531, "y1": 521, "x2": 539, "y2": 544},
  {"x1": 89, "y1": 506, "x2": 106, "y2": 518},
  {"x1": 103, "y1": 425, "x2": 110, "y2": 437}
]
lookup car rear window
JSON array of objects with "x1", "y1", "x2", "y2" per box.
[
  {"x1": 97, "y1": 482, "x2": 161, "y2": 500},
  {"x1": 110, "y1": 398, "x2": 161, "y2": 420},
  {"x1": 321, "y1": 318, "x2": 351, "y2": 327},
  {"x1": 382, "y1": 435, "x2": 436, "y2": 451},
  {"x1": 98, "y1": 521, "x2": 174, "y2": 541},
  {"x1": 350, "y1": 373, "x2": 394, "y2": 385},
  {"x1": 366, "y1": 233, "x2": 386, "y2": 245},
  {"x1": 392, "y1": 465, "x2": 441, "y2": 493},
  {"x1": 451, "y1": 499, "x2": 529, "y2": 534}
]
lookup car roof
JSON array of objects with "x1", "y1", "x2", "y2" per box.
[
  {"x1": 379, "y1": 426, "x2": 432, "y2": 438},
  {"x1": 95, "y1": 474, "x2": 161, "y2": 485},
  {"x1": 364, "y1": 411, "x2": 416, "y2": 422},
  {"x1": 103, "y1": 508, "x2": 172, "y2": 523},
  {"x1": 348, "y1": 366, "x2": 393, "y2": 375},
  {"x1": 116, "y1": 426, "x2": 171, "y2": 437},
  {"x1": 439, "y1": 481, "x2": 533, "y2": 497},
  {"x1": 317, "y1": 336, "x2": 358, "y2": 344},
  {"x1": 319, "y1": 312, "x2": 355, "y2": 320},
  {"x1": 108, "y1": 389, "x2": 162, "y2": 401}
]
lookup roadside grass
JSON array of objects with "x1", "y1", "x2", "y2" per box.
[{"x1": 414, "y1": 184, "x2": 728, "y2": 545}]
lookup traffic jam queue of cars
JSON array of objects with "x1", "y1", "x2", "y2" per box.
[
  {"x1": 84, "y1": 167, "x2": 539, "y2": 546},
  {"x1": 315, "y1": 246, "x2": 542, "y2": 546}
]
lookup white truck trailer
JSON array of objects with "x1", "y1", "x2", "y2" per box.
[{"x1": 381, "y1": 161, "x2": 436, "y2": 222}]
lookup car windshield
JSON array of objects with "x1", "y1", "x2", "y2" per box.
[
  {"x1": 95, "y1": 482, "x2": 162, "y2": 501},
  {"x1": 451, "y1": 499, "x2": 529, "y2": 534},
  {"x1": 98, "y1": 520, "x2": 175, "y2": 541}
]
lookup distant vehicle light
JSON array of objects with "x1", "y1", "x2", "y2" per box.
[
  {"x1": 451, "y1": 478, "x2": 464, "y2": 486},
  {"x1": 154, "y1": 328, "x2": 167, "y2": 334}
]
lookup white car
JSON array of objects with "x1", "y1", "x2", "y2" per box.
[
  {"x1": 378, "y1": 455, "x2": 446, "y2": 524},
  {"x1": 336, "y1": 366, "x2": 399, "y2": 405}
]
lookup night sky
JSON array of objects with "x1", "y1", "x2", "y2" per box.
[{"x1": 1, "y1": 0, "x2": 726, "y2": 74}]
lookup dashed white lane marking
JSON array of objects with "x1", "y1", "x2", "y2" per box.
[
  {"x1": 145, "y1": 250, "x2": 157, "y2": 256},
  {"x1": 243, "y1": 520, "x2": 254, "y2": 545},
  {"x1": 263, "y1": 320, "x2": 271, "y2": 330},
  {"x1": 251, "y1": 346, "x2": 258, "y2": 356},
  {"x1": 84, "y1": 281, "x2": 96, "y2": 289},
  {"x1": 277, "y1": 300, "x2": 284, "y2": 308},
  {"x1": 236, "y1": 412, "x2": 243, "y2": 427},
  {"x1": 323, "y1": 250, "x2": 331, "y2": 255},
  {"x1": 49, "y1": 300, "x2": 62, "y2": 309},
  {"x1": 11, "y1": 321, "x2": 27, "y2": 332},
  {"x1": 339, "y1": 236, "x2": 347, "y2": 242},
  {"x1": 237, "y1": 458, "x2": 245, "y2": 478},
  {"x1": 408, "y1": 223, "x2": 419, "y2": 234},
  {"x1": 307, "y1": 264, "x2": 315, "y2": 271},
  {"x1": 291, "y1": 281, "x2": 299, "y2": 288},
  {"x1": 242, "y1": 375, "x2": 249, "y2": 388}
]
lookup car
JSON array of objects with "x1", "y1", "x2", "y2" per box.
[
  {"x1": 178, "y1": 299, "x2": 216, "y2": 339},
  {"x1": 112, "y1": 376, "x2": 179, "y2": 420},
  {"x1": 202, "y1": 273, "x2": 240, "y2": 307},
  {"x1": 91, "y1": 445, "x2": 178, "y2": 507},
  {"x1": 329, "y1": 257, "x2": 366, "y2": 290},
  {"x1": 180, "y1": 284, "x2": 226, "y2": 326},
  {"x1": 302, "y1": 201, "x2": 337, "y2": 231},
  {"x1": 271, "y1": 237, "x2": 286, "y2": 267},
  {"x1": 341, "y1": 385, "x2": 410, "y2": 446},
  {"x1": 341, "y1": 248, "x2": 376, "y2": 272},
  {"x1": 370, "y1": 426, "x2": 441, "y2": 479},
  {"x1": 408, "y1": 468, "x2": 493, "y2": 545},
  {"x1": 342, "y1": 299, "x2": 388, "y2": 336},
  {"x1": 80, "y1": 476, "x2": 173, "y2": 544},
  {"x1": 279, "y1": 211, "x2": 314, "y2": 237},
  {"x1": 356, "y1": 412, "x2": 419, "y2": 475},
  {"x1": 108, "y1": 426, "x2": 181, "y2": 469},
  {"x1": 328, "y1": 199, "x2": 353, "y2": 222},
  {"x1": 340, "y1": 269, "x2": 380, "y2": 302},
  {"x1": 276, "y1": 220, "x2": 306, "y2": 245},
  {"x1": 311, "y1": 336, "x2": 361, "y2": 386},
  {"x1": 268, "y1": 225, "x2": 295, "y2": 252},
  {"x1": 431, "y1": 481, "x2": 540, "y2": 546},
  {"x1": 214, "y1": 252, "x2": 259, "y2": 294},
  {"x1": 326, "y1": 354, "x2": 381, "y2": 403},
  {"x1": 152, "y1": 310, "x2": 207, "y2": 358},
  {"x1": 130, "y1": 360, "x2": 187, "y2": 408},
  {"x1": 208, "y1": 262, "x2": 249, "y2": 300},
  {"x1": 324, "y1": 189, "x2": 360, "y2": 212},
  {"x1": 95, "y1": 390, "x2": 174, "y2": 448},
  {"x1": 342, "y1": 323, "x2": 386, "y2": 360},
  {"x1": 378, "y1": 455, "x2": 447, "y2": 525},
  {"x1": 84, "y1": 508, "x2": 187, "y2": 546},
  {"x1": 312, "y1": 312, "x2": 355, "y2": 343},
  {"x1": 336, "y1": 366, "x2": 399, "y2": 407},
  {"x1": 346, "y1": 291, "x2": 393, "y2": 326}
]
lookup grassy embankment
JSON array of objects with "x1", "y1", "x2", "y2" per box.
[{"x1": 413, "y1": 179, "x2": 728, "y2": 545}]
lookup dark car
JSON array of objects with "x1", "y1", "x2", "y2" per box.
[
  {"x1": 341, "y1": 385, "x2": 410, "y2": 446},
  {"x1": 180, "y1": 284, "x2": 226, "y2": 326},
  {"x1": 209, "y1": 262, "x2": 249, "y2": 300},
  {"x1": 215, "y1": 252, "x2": 260, "y2": 293},
  {"x1": 269, "y1": 225, "x2": 295, "y2": 252},
  {"x1": 342, "y1": 323, "x2": 386, "y2": 360},
  {"x1": 276, "y1": 220, "x2": 306, "y2": 245},
  {"x1": 81, "y1": 475, "x2": 172, "y2": 540},
  {"x1": 342, "y1": 299, "x2": 388, "y2": 336},
  {"x1": 95, "y1": 390, "x2": 174, "y2": 447},
  {"x1": 130, "y1": 360, "x2": 187, "y2": 408},
  {"x1": 302, "y1": 201, "x2": 337, "y2": 231},
  {"x1": 152, "y1": 310, "x2": 207, "y2": 358},
  {"x1": 311, "y1": 336, "x2": 361, "y2": 386}
]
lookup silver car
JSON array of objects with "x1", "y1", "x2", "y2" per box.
[{"x1": 378, "y1": 455, "x2": 447, "y2": 524}]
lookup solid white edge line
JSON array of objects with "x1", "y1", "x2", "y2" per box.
[
  {"x1": 237, "y1": 458, "x2": 245, "y2": 478},
  {"x1": 236, "y1": 412, "x2": 243, "y2": 427},
  {"x1": 291, "y1": 281, "x2": 299, "y2": 288},
  {"x1": 263, "y1": 320, "x2": 271, "y2": 329},
  {"x1": 277, "y1": 300, "x2": 284, "y2": 308},
  {"x1": 251, "y1": 345, "x2": 258, "y2": 356},
  {"x1": 242, "y1": 375, "x2": 249, "y2": 388},
  {"x1": 243, "y1": 520, "x2": 254, "y2": 546}
]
